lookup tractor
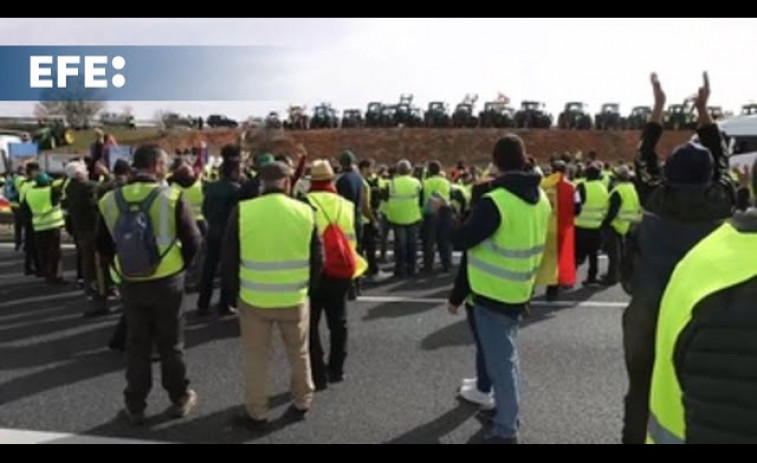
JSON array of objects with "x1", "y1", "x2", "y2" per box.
[
  {"x1": 33, "y1": 116, "x2": 75, "y2": 150},
  {"x1": 265, "y1": 111, "x2": 283, "y2": 130},
  {"x1": 514, "y1": 101, "x2": 552, "y2": 129},
  {"x1": 452, "y1": 94, "x2": 479, "y2": 128},
  {"x1": 284, "y1": 105, "x2": 310, "y2": 130},
  {"x1": 741, "y1": 104, "x2": 757, "y2": 116},
  {"x1": 365, "y1": 102, "x2": 384, "y2": 128},
  {"x1": 393, "y1": 94, "x2": 423, "y2": 127},
  {"x1": 424, "y1": 101, "x2": 451, "y2": 128},
  {"x1": 479, "y1": 101, "x2": 515, "y2": 128},
  {"x1": 594, "y1": 103, "x2": 625, "y2": 130},
  {"x1": 341, "y1": 109, "x2": 363, "y2": 128},
  {"x1": 626, "y1": 106, "x2": 652, "y2": 130},
  {"x1": 310, "y1": 104, "x2": 339, "y2": 129},
  {"x1": 379, "y1": 105, "x2": 398, "y2": 128},
  {"x1": 664, "y1": 99, "x2": 696, "y2": 130},
  {"x1": 558, "y1": 102, "x2": 593, "y2": 130}
]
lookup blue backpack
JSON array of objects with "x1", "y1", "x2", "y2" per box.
[{"x1": 112, "y1": 186, "x2": 173, "y2": 278}]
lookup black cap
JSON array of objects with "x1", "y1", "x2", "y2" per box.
[{"x1": 258, "y1": 161, "x2": 293, "y2": 181}]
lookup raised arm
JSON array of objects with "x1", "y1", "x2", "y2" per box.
[{"x1": 634, "y1": 73, "x2": 666, "y2": 204}]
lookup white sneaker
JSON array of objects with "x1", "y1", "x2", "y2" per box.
[
  {"x1": 461, "y1": 377, "x2": 477, "y2": 389},
  {"x1": 459, "y1": 385, "x2": 495, "y2": 409}
]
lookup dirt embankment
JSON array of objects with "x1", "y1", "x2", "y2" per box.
[{"x1": 149, "y1": 127, "x2": 694, "y2": 165}]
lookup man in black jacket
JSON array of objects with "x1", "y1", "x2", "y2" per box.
[
  {"x1": 196, "y1": 154, "x2": 242, "y2": 317},
  {"x1": 621, "y1": 72, "x2": 736, "y2": 444}
]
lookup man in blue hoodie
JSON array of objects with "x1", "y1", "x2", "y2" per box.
[{"x1": 448, "y1": 134, "x2": 551, "y2": 444}]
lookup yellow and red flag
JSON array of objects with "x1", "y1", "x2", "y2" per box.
[{"x1": 536, "y1": 173, "x2": 576, "y2": 287}]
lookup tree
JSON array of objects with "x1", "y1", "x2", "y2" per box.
[{"x1": 37, "y1": 83, "x2": 106, "y2": 129}]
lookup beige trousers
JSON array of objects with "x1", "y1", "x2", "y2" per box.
[{"x1": 238, "y1": 301, "x2": 314, "y2": 420}]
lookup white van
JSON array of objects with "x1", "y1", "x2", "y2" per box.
[
  {"x1": 719, "y1": 115, "x2": 757, "y2": 170},
  {"x1": 0, "y1": 132, "x2": 27, "y2": 175}
]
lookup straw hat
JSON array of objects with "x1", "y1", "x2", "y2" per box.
[{"x1": 310, "y1": 159, "x2": 335, "y2": 181}]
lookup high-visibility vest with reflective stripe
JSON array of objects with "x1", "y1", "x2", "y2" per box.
[
  {"x1": 376, "y1": 177, "x2": 388, "y2": 213},
  {"x1": 239, "y1": 193, "x2": 314, "y2": 309},
  {"x1": 9, "y1": 175, "x2": 24, "y2": 207},
  {"x1": 98, "y1": 183, "x2": 184, "y2": 282},
  {"x1": 19, "y1": 179, "x2": 35, "y2": 205},
  {"x1": 361, "y1": 178, "x2": 371, "y2": 224},
  {"x1": 422, "y1": 175, "x2": 451, "y2": 206},
  {"x1": 307, "y1": 191, "x2": 357, "y2": 250},
  {"x1": 575, "y1": 180, "x2": 608, "y2": 229},
  {"x1": 610, "y1": 182, "x2": 641, "y2": 235},
  {"x1": 647, "y1": 222, "x2": 757, "y2": 444},
  {"x1": 384, "y1": 175, "x2": 422, "y2": 225},
  {"x1": 468, "y1": 188, "x2": 552, "y2": 304},
  {"x1": 177, "y1": 180, "x2": 204, "y2": 221},
  {"x1": 26, "y1": 187, "x2": 65, "y2": 232}
]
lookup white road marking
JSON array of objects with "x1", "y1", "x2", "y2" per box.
[
  {"x1": 0, "y1": 291, "x2": 81, "y2": 309},
  {"x1": 0, "y1": 243, "x2": 76, "y2": 251},
  {"x1": 356, "y1": 295, "x2": 627, "y2": 308},
  {"x1": 0, "y1": 427, "x2": 163, "y2": 444}
]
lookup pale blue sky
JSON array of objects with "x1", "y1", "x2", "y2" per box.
[{"x1": 0, "y1": 18, "x2": 755, "y2": 120}]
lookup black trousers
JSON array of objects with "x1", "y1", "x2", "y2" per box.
[
  {"x1": 121, "y1": 276, "x2": 190, "y2": 413},
  {"x1": 603, "y1": 227, "x2": 624, "y2": 283},
  {"x1": 35, "y1": 228, "x2": 61, "y2": 283},
  {"x1": 197, "y1": 236, "x2": 233, "y2": 311},
  {"x1": 23, "y1": 221, "x2": 39, "y2": 275},
  {"x1": 309, "y1": 278, "x2": 350, "y2": 386},
  {"x1": 621, "y1": 306, "x2": 655, "y2": 444},
  {"x1": 575, "y1": 227, "x2": 602, "y2": 282},
  {"x1": 11, "y1": 207, "x2": 23, "y2": 250},
  {"x1": 361, "y1": 221, "x2": 379, "y2": 275}
]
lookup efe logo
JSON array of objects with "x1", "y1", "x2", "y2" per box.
[{"x1": 30, "y1": 55, "x2": 125, "y2": 89}]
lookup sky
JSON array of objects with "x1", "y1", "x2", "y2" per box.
[{"x1": 0, "y1": 18, "x2": 756, "y2": 121}]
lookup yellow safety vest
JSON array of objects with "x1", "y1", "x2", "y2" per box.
[
  {"x1": 647, "y1": 221, "x2": 757, "y2": 444},
  {"x1": 19, "y1": 179, "x2": 35, "y2": 205},
  {"x1": 422, "y1": 175, "x2": 451, "y2": 207},
  {"x1": 98, "y1": 182, "x2": 185, "y2": 282},
  {"x1": 384, "y1": 175, "x2": 422, "y2": 226},
  {"x1": 610, "y1": 182, "x2": 641, "y2": 235},
  {"x1": 26, "y1": 187, "x2": 65, "y2": 232},
  {"x1": 601, "y1": 171, "x2": 613, "y2": 190},
  {"x1": 575, "y1": 180, "x2": 609, "y2": 229},
  {"x1": 9, "y1": 175, "x2": 25, "y2": 208},
  {"x1": 468, "y1": 188, "x2": 552, "y2": 304},
  {"x1": 177, "y1": 180, "x2": 204, "y2": 221},
  {"x1": 376, "y1": 177, "x2": 388, "y2": 214},
  {"x1": 307, "y1": 191, "x2": 357, "y2": 250},
  {"x1": 238, "y1": 193, "x2": 314, "y2": 309}
]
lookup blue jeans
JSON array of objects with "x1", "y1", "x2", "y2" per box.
[
  {"x1": 474, "y1": 303, "x2": 521, "y2": 438},
  {"x1": 422, "y1": 207, "x2": 453, "y2": 272},
  {"x1": 392, "y1": 223, "x2": 418, "y2": 277},
  {"x1": 465, "y1": 303, "x2": 492, "y2": 393}
]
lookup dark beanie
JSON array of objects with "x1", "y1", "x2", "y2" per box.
[
  {"x1": 492, "y1": 134, "x2": 527, "y2": 172},
  {"x1": 663, "y1": 141, "x2": 714, "y2": 185}
]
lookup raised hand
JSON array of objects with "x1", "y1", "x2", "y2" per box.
[
  {"x1": 695, "y1": 71, "x2": 710, "y2": 111},
  {"x1": 651, "y1": 73, "x2": 666, "y2": 108}
]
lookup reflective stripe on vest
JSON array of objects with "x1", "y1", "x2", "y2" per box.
[
  {"x1": 575, "y1": 180, "x2": 609, "y2": 229},
  {"x1": 647, "y1": 222, "x2": 757, "y2": 444},
  {"x1": 26, "y1": 187, "x2": 65, "y2": 232},
  {"x1": 178, "y1": 180, "x2": 204, "y2": 221},
  {"x1": 384, "y1": 175, "x2": 422, "y2": 225},
  {"x1": 238, "y1": 193, "x2": 314, "y2": 309},
  {"x1": 98, "y1": 182, "x2": 184, "y2": 282},
  {"x1": 422, "y1": 175, "x2": 451, "y2": 206},
  {"x1": 307, "y1": 191, "x2": 357, "y2": 250},
  {"x1": 361, "y1": 178, "x2": 371, "y2": 225},
  {"x1": 468, "y1": 188, "x2": 552, "y2": 304},
  {"x1": 610, "y1": 182, "x2": 641, "y2": 235}
]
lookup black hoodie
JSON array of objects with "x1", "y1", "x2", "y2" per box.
[{"x1": 449, "y1": 170, "x2": 543, "y2": 318}]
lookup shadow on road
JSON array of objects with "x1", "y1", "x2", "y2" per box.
[
  {"x1": 83, "y1": 392, "x2": 299, "y2": 444},
  {"x1": 384, "y1": 399, "x2": 478, "y2": 444},
  {"x1": 363, "y1": 301, "x2": 440, "y2": 321}
]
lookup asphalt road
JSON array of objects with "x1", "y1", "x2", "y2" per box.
[{"x1": 0, "y1": 245, "x2": 629, "y2": 444}]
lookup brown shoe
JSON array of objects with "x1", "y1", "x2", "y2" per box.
[{"x1": 167, "y1": 389, "x2": 197, "y2": 418}]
